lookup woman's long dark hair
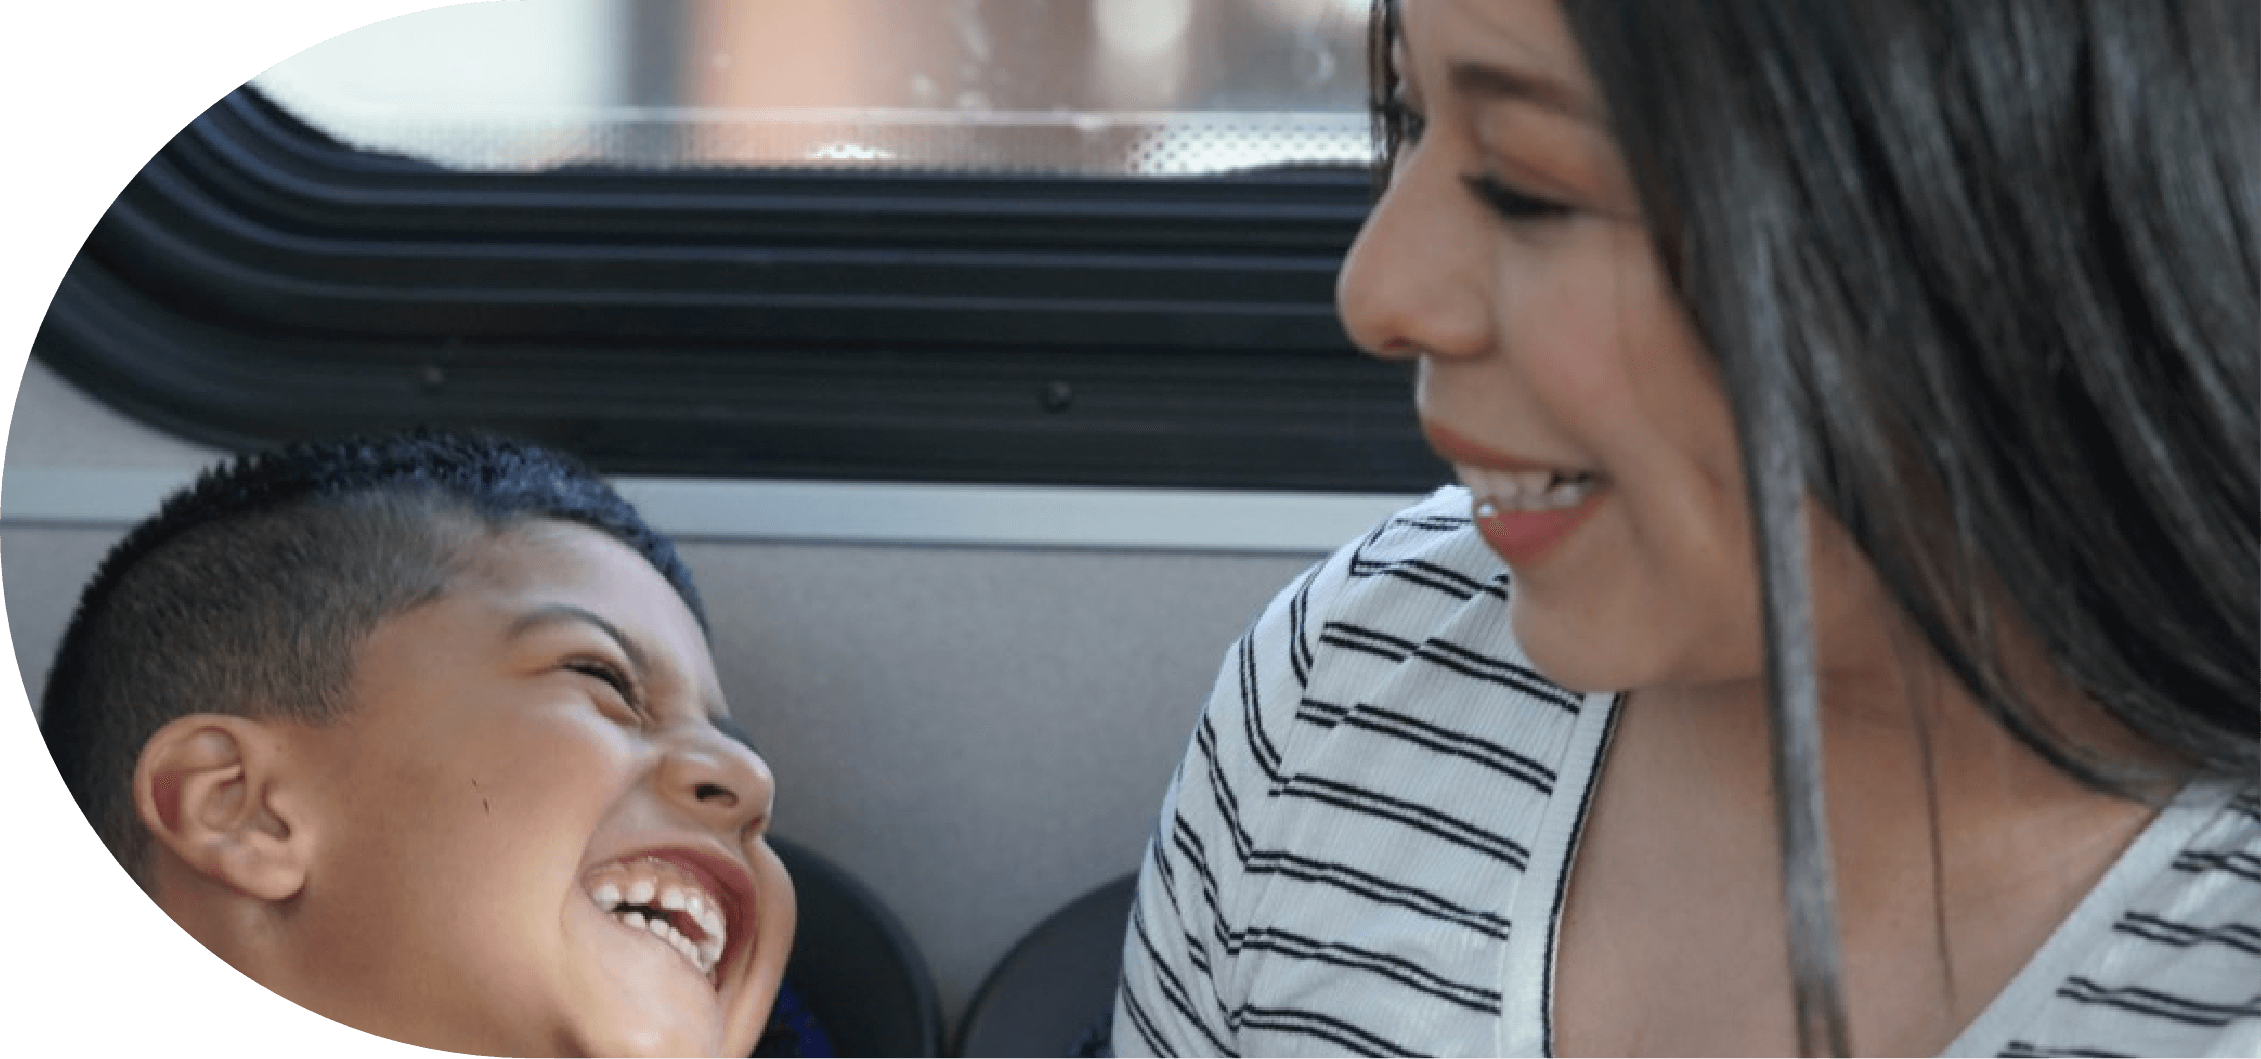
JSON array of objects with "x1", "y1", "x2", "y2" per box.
[{"x1": 1373, "y1": 1, "x2": 2258, "y2": 1052}]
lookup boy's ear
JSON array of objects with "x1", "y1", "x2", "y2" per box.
[{"x1": 134, "y1": 714, "x2": 311, "y2": 903}]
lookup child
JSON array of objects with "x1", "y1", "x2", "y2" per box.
[{"x1": 38, "y1": 431, "x2": 795, "y2": 1057}]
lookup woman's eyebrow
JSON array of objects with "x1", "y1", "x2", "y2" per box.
[
  {"x1": 507, "y1": 603, "x2": 649, "y2": 674},
  {"x1": 1449, "y1": 59, "x2": 1601, "y2": 123}
]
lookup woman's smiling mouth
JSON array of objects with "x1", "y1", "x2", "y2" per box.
[{"x1": 1422, "y1": 419, "x2": 1610, "y2": 566}]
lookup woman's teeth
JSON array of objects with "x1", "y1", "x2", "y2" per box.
[
  {"x1": 585, "y1": 860, "x2": 729, "y2": 979},
  {"x1": 1457, "y1": 465, "x2": 1598, "y2": 513}
]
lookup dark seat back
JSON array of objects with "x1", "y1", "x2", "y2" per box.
[
  {"x1": 764, "y1": 836, "x2": 945, "y2": 1057},
  {"x1": 955, "y1": 873, "x2": 1139, "y2": 1057}
]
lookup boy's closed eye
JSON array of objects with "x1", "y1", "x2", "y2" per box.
[
  {"x1": 565, "y1": 656, "x2": 646, "y2": 721},
  {"x1": 577, "y1": 661, "x2": 765, "y2": 758},
  {"x1": 512, "y1": 602, "x2": 761, "y2": 758}
]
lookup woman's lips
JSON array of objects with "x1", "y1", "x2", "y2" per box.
[
  {"x1": 1468, "y1": 485, "x2": 1607, "y2": 567},
  {"x1": 1421, "y1": 420, "x2": 1593, "y2": 475},
  {"x1": 1421, "y1": 420, "x2": 1607, "y2": 567}
]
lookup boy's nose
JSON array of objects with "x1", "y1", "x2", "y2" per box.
[{"x1": 657, "y1": 728, "x2": 775, "y2": 836}]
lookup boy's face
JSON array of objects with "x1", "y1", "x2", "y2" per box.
[{"x1": 275, "y1": 519, "x2": 793, "y2": 1056}]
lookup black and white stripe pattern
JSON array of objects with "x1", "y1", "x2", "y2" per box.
[
  {"x1": 1959, "y1": 793, "x2": 2261, "y2": 1057},
  {"x1": 1115, "y1": 488, "x2": 2261, "y2": 1057},
  {"x1": 2112, "y1": 912, "x2": 2261, "y2": 958},
  {"x1": 1113, "y1": 488, "x2": 1612, "y2": 1056}
]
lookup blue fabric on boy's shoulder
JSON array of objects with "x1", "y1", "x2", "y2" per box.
[
  {"x1": 750, "y1": 981, "x2": 834, "y2": 1057},
  {"x1": 1070, "y1": 1009, "x2": 1113, "y2": 1057}
]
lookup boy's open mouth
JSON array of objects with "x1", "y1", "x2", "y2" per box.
[{"x1": 583, "y1": 855, "x2": 735, "y2": 982}]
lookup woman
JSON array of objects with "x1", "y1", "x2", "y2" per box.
[{"x1": 1115, "y1": 0, "x2": 2257, "y2": 1055}]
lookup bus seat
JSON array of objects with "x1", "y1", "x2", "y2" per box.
[
  {"x1": 954, "y1": 872, "x2": 1138, "y2": 1057},
  {"x1": 759, "y1": 836, "x2": 944, "y2": 1057}
]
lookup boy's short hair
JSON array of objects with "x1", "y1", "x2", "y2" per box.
[{"x1": 38, "y1": 430, "x2": 703, "y2": 885}]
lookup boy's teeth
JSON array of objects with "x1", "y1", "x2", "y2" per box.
[
  {"x1": 583, "y1": 857, "x2": 734, "y2": 980},
  {"x1": 614, "y1": 908, "x2": 720, "y2": 977},
  {"x1": 645, "y1": 914, "x2": 717, "y2": 975}
]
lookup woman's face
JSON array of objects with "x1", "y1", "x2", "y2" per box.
[{"x1": 1337, "y1": 0, "x2": 1766, "y2": 692}]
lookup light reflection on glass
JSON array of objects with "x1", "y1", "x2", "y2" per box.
[{"x1": 254, "y1": 0, "x2": 1373, "y2": 175}]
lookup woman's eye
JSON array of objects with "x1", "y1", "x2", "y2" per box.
[
  {"x1": 1462, "y1": 174, "x2": 1573, "y2": 223},
  {"x1": 1377, "y1": 96, "x2": 1428, "y2": 146}
]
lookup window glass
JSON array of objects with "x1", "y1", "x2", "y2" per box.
[{"x1": 254, "y1": 0, "x2": 1372, "y2": 174}]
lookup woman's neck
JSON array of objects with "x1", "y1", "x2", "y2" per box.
[{"x1": 1636, "y1": 628, "x2": 2171, "y2": 1042}]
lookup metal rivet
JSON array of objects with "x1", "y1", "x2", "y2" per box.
[{"x1": 1041, "y1": 380, "x2": 1074, "y2": 412}]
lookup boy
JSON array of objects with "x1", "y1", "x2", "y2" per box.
[{"x1": 37, "y1": 431, "x2": 794, "y2": 1057}]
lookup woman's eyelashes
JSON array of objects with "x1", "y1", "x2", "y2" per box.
[
  {"x1": 1463, "y1": 173, "x2": 1573, "y2": 222},
  {"x1": 1372, "y1": 91, "x2": 1571, "y2": 223},
  {"x1": 1378, "y1": 96, "x2": 1428, "y2": 149}
]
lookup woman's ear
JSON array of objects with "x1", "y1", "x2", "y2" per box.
[{"x1": 133, "y1": 714, "x2": 310, "y2": 903}]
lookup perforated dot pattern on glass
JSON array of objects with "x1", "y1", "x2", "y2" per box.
[{"x1": 255, "y1": 0, "x2": 1377, "y2": 175}]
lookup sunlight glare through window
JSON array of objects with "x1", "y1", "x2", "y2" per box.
[{"x1": 253, "y1": 0, "x2": 1374, "y2": 174}]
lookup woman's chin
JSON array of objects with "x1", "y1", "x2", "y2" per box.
[
  {"x1": 1507, "y1": 597, "x2": 1629, "y2": 695},
  {"x1": 1508, "y1": 578, "x2": 1763, "y2": 698}
]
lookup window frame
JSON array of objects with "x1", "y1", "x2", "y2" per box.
[{"x1": 34, "y1": 87, "x2": 1444, "y2": 492}]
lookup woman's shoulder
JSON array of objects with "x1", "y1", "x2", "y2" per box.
[
  {"x1": 1962, "y1": 778, "x2": 2261, "y2": 1056},
  {"x1": 2128, "y1": 779, "x2": 2261, "y2": 973},
  {"x1": 2111, "y1": 778, "x2": 2261, "y2": 963},
  {"x1": 2067, "y1": 779, "x2": 2261, "y2": 1052},
  {"x1": 1298, "y1": 485, "x2": 1512, "y2": 619},
  {"x1": 1141, "y1": 487, "x2": 1609, "y2": 1058},
  {"x1": 2170, "y1": 779, "x2": 2261, "y2": 885},
  {"x1": 1258, "y1": 484, "x2": 1598, "y2": 768}
]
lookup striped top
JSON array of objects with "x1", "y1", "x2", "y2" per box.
[{"x1": 1113, "y1": 487, "x2": 2261, "y2": 1057}]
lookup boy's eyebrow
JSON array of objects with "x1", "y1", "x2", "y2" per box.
[{"x1": 507, "y1": 603, "x2": 649, "y2": 674}]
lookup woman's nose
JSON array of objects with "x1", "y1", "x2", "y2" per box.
[
  {"x1": 1336, "y1": 153, "x2": 1494, "y2": 365},
  {"x1": 658, "y1": 723, "x2": 775, "y2": 836}
]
